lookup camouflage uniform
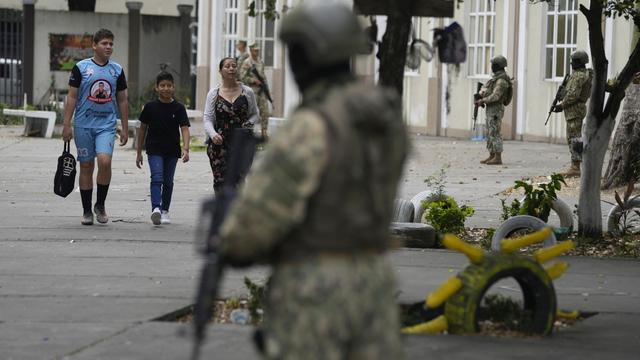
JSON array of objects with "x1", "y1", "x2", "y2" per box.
[
  {"x1": 219, "y1": 79, "x2": 409, "y2": 359},
  {"x1": 241, "y1": 57, "x2": 270, "y2": 135},
  {"x1": 561, "y1": 68, "x2": 593, "y2": 161},
  {"x1": 480, "y1": 70, "x2": 511, "y2": 154}
]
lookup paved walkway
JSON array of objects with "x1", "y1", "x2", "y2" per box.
[{"x1": 0, "y1": 124, "x2": 638, "y2": 359}]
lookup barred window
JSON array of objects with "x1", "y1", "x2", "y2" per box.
[
  {"x1": 467, "y1": 0, "x2": 495, "y2": 77},
  {"x1": 545, "y1": 0, "x2": 578, "y2": 80},
  {"x1": 253, "y1": 0, "x2": 276, "y2": 67},
  {"x1": 222, "y1": 0, "x2": 242, "y2": 59}
]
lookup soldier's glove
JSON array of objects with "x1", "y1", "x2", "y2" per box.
[{"x1": 553, "y1": 104, "x2": 563, "y2": 112}]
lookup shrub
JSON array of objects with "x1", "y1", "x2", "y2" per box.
[
  {"x1": 422, "y1": 195, "x2": 474, "y2": 235},
  {"x1": 501, "y1": 173, "x2": 566, "y2": 222}
]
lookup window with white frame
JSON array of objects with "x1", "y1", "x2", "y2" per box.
[
  {"x1": 253, "y1": 0, "x2": 276, "y2": 67},
  {"x1": 467, "y1": 0, "x2": 496, "y2": 77},
  {"x1": 545, "y1": 0, "x2": 578, "y2": 80},
  {"x1": 222, "y1": 0, "x2": 242, "y2": 59}
]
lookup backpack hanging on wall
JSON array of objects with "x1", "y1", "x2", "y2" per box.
[
  {"x1": 54, "y1": 141, "x2": 77, "y2": 198},
  {"x1": 433, "y1": 21, "x2": 467, "y2": 64}
]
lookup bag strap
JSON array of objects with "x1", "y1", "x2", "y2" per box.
[{"x1": 63, "y1": 141, "x2": 70, "y2": 153}]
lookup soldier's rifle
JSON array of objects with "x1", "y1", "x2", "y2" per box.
[
  {"x1": 545, "y1": 73, "x2": 570, "y2": 126},
  {"x1": 191, "y1": 129, "x2": 263, "y2": 360},
  {"x1": 251, "y1": 65, "x2": 274, "y2": 104},
  {"x1": 472, "y1": 82, "x2": 484, "y2": 130}
]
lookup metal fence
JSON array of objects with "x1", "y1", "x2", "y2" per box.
[{"x1": 0, "y1": 9, "x2": 23, "y2": 106}]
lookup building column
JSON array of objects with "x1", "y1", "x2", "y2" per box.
[
  {"x1": 177, "y1": 5, "x2": 194, "y2": 93},
  {"x1": 23, "y1": 0, "x2": 35, "y2": 104},
  {"x1": 126, "y1": 1, "x2": 143, "y2": 100}
]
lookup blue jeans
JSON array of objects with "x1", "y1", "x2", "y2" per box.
[{"x1": 147, "y1": 154, "x2": 178, "y2": 211}]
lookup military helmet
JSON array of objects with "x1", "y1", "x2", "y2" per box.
[
  {"x1": 570, "y1": 51, "x2": 589, "y2": 66},
  {"x1": 279, "y1": 2, "x2": 369, "y2": 68},
  {"x1": 490, "y1": 55, "x2": 508, "y2": 69}
]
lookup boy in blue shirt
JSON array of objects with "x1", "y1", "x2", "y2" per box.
[
  {"x1": 135, "y1": 72, "x2": 190, "y2": 225},
  {"x1": 62, "y1": 29, "x2": 129, "y2": 225}
]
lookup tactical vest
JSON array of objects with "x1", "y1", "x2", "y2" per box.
[
  {"x1": 485, "y1": 71, "x2": 513, "y2": 106},
  {"x1": 277, "y1": 82, "x2": 409, "y2": 259},
  {"x1": 577, "y1": 69, "x2": 594, "y2": 103}
]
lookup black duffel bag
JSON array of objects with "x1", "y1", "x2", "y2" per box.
[{"x1": 54, "y1": 141, "x2": 77, "y2": 197}]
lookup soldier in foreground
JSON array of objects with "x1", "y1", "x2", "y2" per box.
[
  {"x1": 553, "y1": 50, "x2": 593, "y2": 177},
  {"x1": 217, "y1": 3, "x2": 408, "y2": 359},
  {"x1": 475, "y1": 55, "x2": 513, "y2": 165}
]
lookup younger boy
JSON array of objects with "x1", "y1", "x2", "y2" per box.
[{"x1": 136, "y1": 71, "x2": 190, "y2": 225}]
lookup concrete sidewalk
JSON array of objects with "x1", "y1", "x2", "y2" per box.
[{"x1": 0, "y1": 125, "x2": 638, "y2": 359}]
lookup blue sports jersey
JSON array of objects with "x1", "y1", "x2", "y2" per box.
[{"x1": 69, "y1": 58, "x2": 127, "y2": 129}]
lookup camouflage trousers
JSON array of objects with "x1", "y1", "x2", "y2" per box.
[
  {"x1": 485, "y1": 106, "x2": 504, "y2": 154},
  {"x1": 261, "y1": 254, "x2": 405, "y2": 360},
  {"x1": 566, "y1": 117, "x2": 583, "y2": 162},
  {"x1": 257, "y1": 93, "x2": 270, "y2": 135}
]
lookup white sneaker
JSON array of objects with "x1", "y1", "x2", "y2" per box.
[
  {"x1": 151, "y1": 207, "x2": 161, "y2": 225},
  {"x1": 161, "y1": 210, "x2": 171, "y2": 224}
]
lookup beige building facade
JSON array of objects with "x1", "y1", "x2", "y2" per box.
[{"x1": 196, "y1": 0, "x2": 636, "y2": 143}]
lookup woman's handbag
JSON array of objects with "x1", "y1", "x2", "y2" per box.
[{"x1": 54, "y1": 141, "x2": 77, "y2": 197}]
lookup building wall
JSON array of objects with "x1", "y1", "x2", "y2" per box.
[
  {"x1": 197, "y1": 0, "x2": 637, "y2": 143},
  {"x1": 32, "y1": 10, "x2": 183, "y2": 105},
  {"x1": 0, "y1": 0, "x2": 195, "y2": 16}
]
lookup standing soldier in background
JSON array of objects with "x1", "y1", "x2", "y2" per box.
[
  {"x1": 475, "y1": 55, "x2": 513, "y2": 165},
  {"x1": 235, "y1": 40, "x2": 249, "y2": 72},
  {"x1": 240, "y1": 43, "x2": 271, "y2": 139},
  {"x1": 218, "y1": 2, "x2": 408, "y2": 359},
  {"x1": 553, "y1": 50, "x2": 593, "y2": 177}
]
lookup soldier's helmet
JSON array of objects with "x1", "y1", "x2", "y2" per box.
[
  {"x1": 490, "y1": 55, "x2": 508, "y2": 69},
  {"x1": 570, "y1": 51, "x2": 589, "y2": 66},
  {"x1": 278, "y1": 2, "x2": 369, "y2": 68}
]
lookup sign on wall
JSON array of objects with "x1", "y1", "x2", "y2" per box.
[{"x1": 49, "y1": 34, "x2": 93, "y2": 71}]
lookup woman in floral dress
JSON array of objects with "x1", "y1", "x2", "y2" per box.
[{"x1": 203, "y1": 57, "x2": 259, "y2": 192}]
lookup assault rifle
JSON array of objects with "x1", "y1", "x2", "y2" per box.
[
  {"x1": 472, "y1": 82, "x2": 484, "y2": 130},
  {"x1": 191, "y1": 128, "x2": 263, "y2": 360},
  {"x1": 545, "y1": 73, "x2": 570, "y2": 126},
  {"x1": 251, "y1": 65, "x2": 274, "y2": 104}
]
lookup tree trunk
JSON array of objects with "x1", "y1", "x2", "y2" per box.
[
  {"x1": 603, "y1": 83, "x2": 640, "y2": 189},
  {"x1": 378, "y1": 11, "x2": 411, "y2": 96},
  {"x1": 578, "y1": 113, "x2": 615, "y2": 239}
]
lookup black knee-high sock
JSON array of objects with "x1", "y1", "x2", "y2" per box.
[
  {"x1": 96, "y1": 183, "x2": 109, "y2": 207},
  {"x1": 80, "y1": 189, "x2": 92, "y2": 214}
]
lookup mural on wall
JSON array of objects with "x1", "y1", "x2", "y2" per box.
[{"x1": 49, "y1": 34, "x2": 93, "y2": 71}]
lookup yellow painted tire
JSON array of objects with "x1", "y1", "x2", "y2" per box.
[{"x1": 444, "y1": 252, "x2": 557, "y2": 335}]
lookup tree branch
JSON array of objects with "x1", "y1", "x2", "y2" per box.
[
  {"x1": 604, "y1": 39, "x2": 640, "y2": 119},
  {"x1": 584, "y1": 1, "x2": 608, "y2": 124}
]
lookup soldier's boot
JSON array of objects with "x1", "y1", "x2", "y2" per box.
[
  {"x1": 480, "y1": 153, "x2": 495, "y2": 164},
  {"x1": 565, "y1": 160, "x2": 581, "y2": 177},
  {"x1": 486, "y1": 152, "x2": 502, "y2": 165}
]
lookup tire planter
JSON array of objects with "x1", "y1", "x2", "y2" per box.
[
  {"x1": 518, "y1": 197, "x2": 574, "y2": 230},
  {"x1": 491, "y1": 215, "x2": 557, "y2": 252},
  {"x1": 606, "y1": 197, "x2": 640, "y2": 236},
  {"x1": 392, "y1": 199, "x2": 415, "y2": 223},
  {"x1": 444, "y1": 252, "x2": 557, "y2": 335},
  {"x1": 410, "y1": 190, "x2": 435, "y2": 223}
]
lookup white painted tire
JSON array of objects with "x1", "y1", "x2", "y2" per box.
[
  {"x1": 518, "y1": 197, "x2": 573, "y2": 231},
  {"x1": 491, "y1": 215, "x2": 557, "y2": 252},
  {"x1": 392, "y1": 199, "x2": 415, "y2": 223},
  {"x1": 606, "y1": 197, "x2": 640, "y2": 236},
  {"x1": 410, "y1": 190, "x2": 435, "y2": 223}
]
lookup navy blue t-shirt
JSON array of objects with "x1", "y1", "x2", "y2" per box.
[{"x1": 139, "y1": 99, "x2": 190, "y2": 157}]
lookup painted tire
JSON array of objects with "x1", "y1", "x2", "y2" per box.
[
  {"x1": 410, "y1": 190, "x2": 434, "y2": 223},
  {"x1": 606, "y1": 197, "x2": 640, "y2": 236},
  {"x1": 444, "y1": 252, "x2": 557, "y2": 335},
  {"x1": 518, "y1": 197, "x2": 574, "y2": 230},
  {"x1": 392, "y1": 199, "x2": 415, "y2": 223},
  {"x1": 491, "y1": 215, "x2": 557, "y2": 252}
]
